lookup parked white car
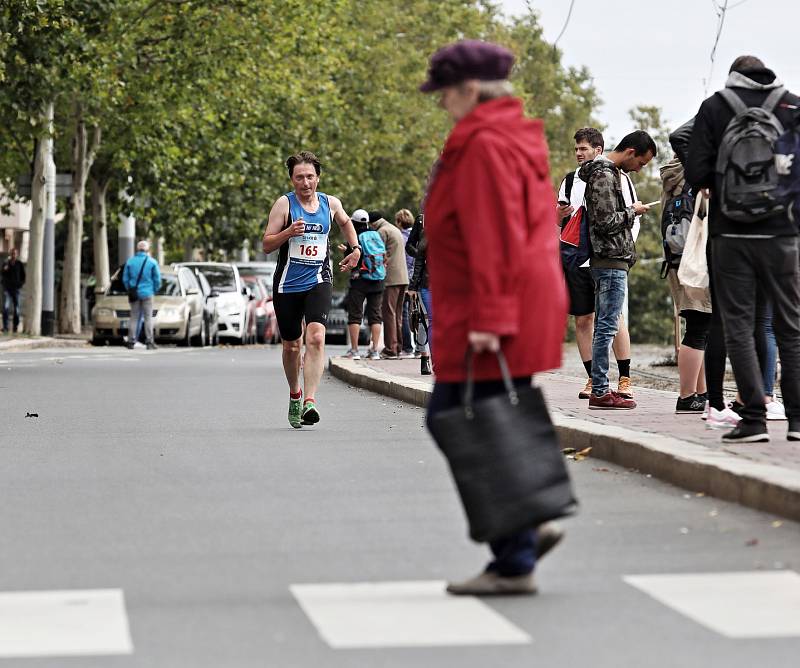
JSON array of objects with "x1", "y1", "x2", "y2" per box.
[{"x1": 178, "y1": 262, "x2": 250, "y2": 343}]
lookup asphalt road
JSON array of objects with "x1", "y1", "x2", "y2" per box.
[{"x1": 0, "y1": 345, "x2": 798, "y2": 667}]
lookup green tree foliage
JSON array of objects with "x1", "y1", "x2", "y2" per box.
[{"x1": 2, "y1": 1, "x2": 611, "y2": 328}]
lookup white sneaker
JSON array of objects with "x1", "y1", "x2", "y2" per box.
[
  {"x1": 766, "y1": 400, "x2": 787, "y2": 421},
  {"x1": 706, "y1": 405, "x2": 742, "y2": 430},
  {"x1": 342, "y1": 349, "x2": 361, "y2": 360},
  {"x1": 368, "y1": 348, "x2": 380, "y2": 360}
]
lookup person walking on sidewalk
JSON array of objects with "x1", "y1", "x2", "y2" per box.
[
  {"x1": 342, "y1": 209, "x2": 385, "y2": 360},
  {"x1": 262, "y1": 151, "x2": 361, "y2": 429},
  {"x1": 369, "y1": 211, "x2": 409, "y2": 359},
  {"x1": 122, "y1": 240, "x2": 161, "y2": 350},
  {"x1": 580, "y1": 131, "x2": 656, "y2": 410},
  {"x1": 420, "y1": 39, "x2": 567, "y2": 595},
  {"x1": 557, "y1": 128, "x2": 638, "y2": 401},
  {"x1": 685, "y1": 55, "x2": 800, "y2": 443},
  {"x1": 1, "y1": 248, "x2": 25, "y2": 334}
]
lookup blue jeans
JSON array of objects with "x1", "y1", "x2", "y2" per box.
[
  {"x1": 590, "y1": 268, "x2": 628, "y2": 395},
  {"x1": 3, "y1": 288, "x2": 21, "y2": 332},
  {"x1": 759, "y1": 302, "x2": 778, "y2": 397},
  {"x1": 420, "y1": 287, "x2": 433, "y2": 356}
]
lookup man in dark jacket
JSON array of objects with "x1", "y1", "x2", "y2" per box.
[
  {"x1": 1, "y1": 248, "x2": 25, "y2": 333},
  {"x1": 685, "y1": 55, "x2": 800, "y2": 443},
  {"x1": 579, "y1": 131, "x2": 655, "y2": 410}
]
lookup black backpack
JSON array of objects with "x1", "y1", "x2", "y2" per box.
[
  {"x1": 660, "y1": 181, "x2": 695, "y2": 277},
  {"x1": 716, "y1": 87, "x2": 786, "y2": 222}
]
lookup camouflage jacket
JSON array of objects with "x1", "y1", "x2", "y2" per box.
[{"x1": 578, "y1": 157, "x2": 637, "y2": 270}]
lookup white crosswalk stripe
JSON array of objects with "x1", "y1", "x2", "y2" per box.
[
  {"x1": 291, "y1": 580, "x2": 531, "y2": 648},
  {"x1": 625, "y1": 570, "x2": 800, "y2": 638},
  {"x1": 0, "y1": 588, "x2": 133, "y2": 657}
]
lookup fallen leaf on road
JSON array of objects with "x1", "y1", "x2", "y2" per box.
[
  {"x1": 772, "y1": 521, "x2": 783, "y2": 528},
  {"x1": 745, "y1": 538, "x2": 759, "y2": 547},
  {"x1": 561, "y1": 448, "x2": 577, "y2": 455},
  {"x1": 572, "y1": 447, "x2": 593, "y2": 461},
  {"x1": 25, "y1": 412, "x2": 38, "y2": 418}
]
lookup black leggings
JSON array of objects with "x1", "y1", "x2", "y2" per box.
[{"x1": 681, "y1": 310, "x2": 711, "y2": 351}]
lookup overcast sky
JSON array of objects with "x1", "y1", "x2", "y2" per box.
[{"x1": 498, "y1": 0, "x2": 798, "y2": 145}]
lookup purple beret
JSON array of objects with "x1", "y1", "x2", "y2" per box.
[{"x1": 420, "y1": 40, "x2": 515, "y2": 93}]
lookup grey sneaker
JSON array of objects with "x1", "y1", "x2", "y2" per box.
[
  {"x1": 446, "y1": 571, "x2": 537, "y2": 596},
  {"x1": 342, "y1": 349, "x2": 361, "y2": 360},
  {"x1": 368, "y1": 348, "x2": 380, "y2": 360}
]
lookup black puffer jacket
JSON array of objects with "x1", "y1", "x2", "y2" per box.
[
  {"x1": 405, "y1": 215, "x2": 428, "y2": 290},
  {"x1": 578, "y1": 157, "x2": 637, "y2": 271}
]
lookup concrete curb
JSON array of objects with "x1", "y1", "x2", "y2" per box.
[
  {"x1": 329, "y1": 357, "x2": 800, "y2": 522},
  {"x1": 0, "y1": 337, "x2": 90, "y2": 352}
]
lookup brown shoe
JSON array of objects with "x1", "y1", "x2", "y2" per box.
[
  {"x1": 578, "y1": 377, "x2": 592, "y2": 399},
  {"x1": 446, "y1": 571, "x2": 537, "y2": 596},
  {"x1": 617, "y1": 375, "x2": 633, "y2": 398},
  {"x1": 588, "y1": 390, "x2": 636, "y2": 410}
]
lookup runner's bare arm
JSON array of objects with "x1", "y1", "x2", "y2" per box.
[
  {"x1": 329, "y1": 196, "x2": 361, "y2": 271},
  {"x1": 262, "y1": 196, "x2": 304, "y2": 253}
]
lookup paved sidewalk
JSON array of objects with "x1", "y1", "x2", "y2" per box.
[
  {"x1": 0, "y1": 334, "x2": 89, "y2": 352},
  {"x1": 329, "y1": 356, "x2": 800, "y2": 522}
]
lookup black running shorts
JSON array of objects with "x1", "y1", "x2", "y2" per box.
[
  {"x1": 273, "y1": 282, "x2": 333, "y2": 341},
  {"x1": 563, "y1": 265, "x2": 595, "y2": 317}
]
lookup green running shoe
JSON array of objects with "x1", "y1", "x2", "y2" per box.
[
  {"x1": 301, "y1": 400, "x2": 320, "y2": 426},
  {"x1": 288, "y1": 397, "x2": 303, "y2": 429}
]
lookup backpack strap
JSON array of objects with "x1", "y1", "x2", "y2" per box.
[
  {"x1": 719, "y1": 88, "x2": 748, "y2": 115},
  {"x1": 762, "y1": 86, "x2": 786, "y2": 115},
  {"x1": 564, "y1": 171, "x2": 575, "y2": 201}
]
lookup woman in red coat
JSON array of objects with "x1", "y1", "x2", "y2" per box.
[{"x1": 421, "y1": 40, "x2": 568, "y2": 595}]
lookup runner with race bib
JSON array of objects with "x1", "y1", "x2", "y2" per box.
[{"x1": 262, "y1": 151, "x2": 361, "y2": 429}]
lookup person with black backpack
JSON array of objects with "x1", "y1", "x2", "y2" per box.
[{"x1": 686, "y1": 55, "x2": 800, "y2": 443}]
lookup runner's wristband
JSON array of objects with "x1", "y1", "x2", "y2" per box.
[{"x1": 347, "y1": 245, "x2": 362, "y2": 254}]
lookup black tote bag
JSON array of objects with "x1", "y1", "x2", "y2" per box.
[{"x1": 428, "y1": 351, "x2": 577, "y2": 543}]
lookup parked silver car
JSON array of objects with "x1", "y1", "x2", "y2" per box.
[{"x1": 92, "y1": 266, "x2": 205, "y2": 346}]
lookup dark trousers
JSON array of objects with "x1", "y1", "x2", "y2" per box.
[
  {"x1": 2, "y1": 288, "x2": 21, "y2": 332},
  {"x1": 711, "y1": 236, "x2": 800, "y2": 425},
  {"x1": 427, "y1": 377, "x2": 538, "y2": 577}
]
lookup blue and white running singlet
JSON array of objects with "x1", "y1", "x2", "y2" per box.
[{"x1": 275, "y1": 192, "x2": 333, "y2": 294}]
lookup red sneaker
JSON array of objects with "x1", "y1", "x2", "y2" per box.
[{"x1": 588, "y1": 390, "x2": 636, "y2": 410}]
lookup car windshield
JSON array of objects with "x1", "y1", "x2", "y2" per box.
[
  {"x1": 195, "y1": 266, "x2": 236, "y2": 291},
  {"x1": 157, "y1": 275, "x2": 181, "y2": 296}
]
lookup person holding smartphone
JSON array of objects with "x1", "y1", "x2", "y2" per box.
[{"x1": 556, "y1": 128, "x2": 640, "y2": 401}]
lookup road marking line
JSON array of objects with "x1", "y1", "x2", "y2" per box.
[
  {"x1": 624, "y1": 570, "x2": 800, "y2": 638},
  {"x1": 290, "y1": 580, "x2": 531, "y2": 649},
  {"x1": 0, "y1": 588, "x2": 133, "y2": 657}
]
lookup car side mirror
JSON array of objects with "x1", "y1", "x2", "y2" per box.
[
  {"x1": 210, "y1": 290, "x2": 220, "y2": 298},
  {"x1": 241, "y1": 286, "x2": 248, "y2": 296}
]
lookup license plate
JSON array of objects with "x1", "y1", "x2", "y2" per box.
[{"x1": 120, "y1": 319, "x2": 128, "y2": 329}]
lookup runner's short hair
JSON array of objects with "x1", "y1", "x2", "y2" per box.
[
  {"x1": 286, "y1": 151, "x2": 321, "y2": 178},
  {"x1": 574, "y1": 127, "x2": 604, "y2": 150},
  {"x1": 614, "y1": 130, "x2": 658, "y2": 158}
]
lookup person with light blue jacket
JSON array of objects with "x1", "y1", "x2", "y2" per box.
[{"x1": 122, "y1": 240, "x2": 161, "y2": 349}]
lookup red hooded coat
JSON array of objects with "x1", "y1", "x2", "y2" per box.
[{"x1": 425, "y1": 96, "x2": 567, "y2": 382}]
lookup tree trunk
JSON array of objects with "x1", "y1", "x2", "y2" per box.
[
  {"x1": 59, "y1": 115, "x2": 100, "y2": 334},
  {"x1": 90, "y1": 175, "x2": 110, "y2": 291},
  {"x1": 22, "y1": 134, "x2": 47, "y2": 335}
]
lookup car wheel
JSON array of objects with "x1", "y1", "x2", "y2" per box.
[
  {"x1": 179, "y1": 316, "x2": 191, "y2": 347},
  {"x1": 191, "y1": 319, "x2": 205, "y2": 347}
]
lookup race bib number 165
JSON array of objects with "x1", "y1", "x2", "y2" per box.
[{"x1": 289, "y1": 235, "x2": 325, "y2": 264}]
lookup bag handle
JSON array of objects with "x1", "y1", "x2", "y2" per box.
[{"x1": 463, "y1": 349, "x2": 519, "y2": 419}]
